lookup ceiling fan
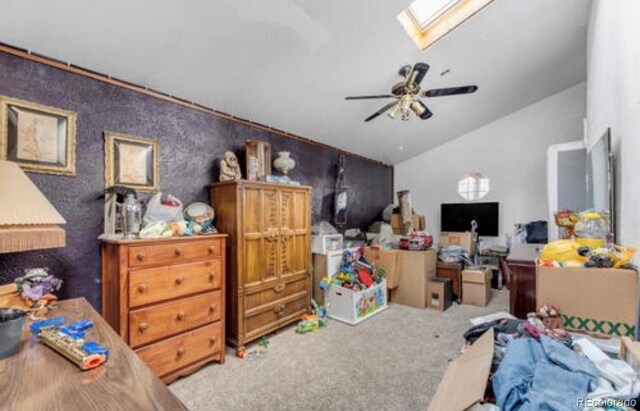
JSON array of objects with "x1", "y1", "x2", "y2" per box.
[{"x1": 345, "y1": 63, "x2": 478, "y2": 122}]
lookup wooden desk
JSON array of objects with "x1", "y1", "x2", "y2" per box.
[{"x1": 0, "y1": 298, "x2": 187, "y2": 411}]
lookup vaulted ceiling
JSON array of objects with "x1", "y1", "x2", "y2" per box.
[{"x1": 0, "y1": 0, "x2": 591, "y2": 164}]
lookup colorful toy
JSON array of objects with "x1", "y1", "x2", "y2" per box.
[
  {"x1": 243, "y1": 336, "x2": 271, "y2": 361},
  {"x1": 585, "y1": 245, "x2": 637, "y2": 268},
  {"x1": 30, "y1": 317, "x2": 109, "y2": 370},
  {"x1": 539, "y1": 240, "x2": 590, "y2": 266},
  {"x1": 296, "y1": 300, "x2": 328, "y2": 334},
  {"x1": 554, "y1": 209, "x2": 578, "y2": 239}
]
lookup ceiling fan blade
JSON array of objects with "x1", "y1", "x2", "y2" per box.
[
  {"x1": 398, "y1": 64, "x2": 412, "y2": 78},
  {"x1": 423, "y1": 85, "x2": 478, "y2": 97},
  {"x1": 364, "y1": 101, "x2": 398, "y2": 122},
  {"x1": 411, "y1": 100, "x2": 433, "y2": 120},
  {"x1": 409, "y1": 63, "x2": 430, "y2": 86},
  {"x1": 345, "y1": 94, "x2": 395, "y2": 100}
]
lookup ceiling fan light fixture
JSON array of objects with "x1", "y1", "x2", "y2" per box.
[
  {"x1": 410, "y1": 100, "x2": 426, "y2": 116},
  {"x1": 388, "y1": 103, "x2": 401, "y2": 119}
]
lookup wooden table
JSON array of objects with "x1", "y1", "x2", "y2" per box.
[{"x1": 0, "y1": 298, "x2": 187, "y2": 411}]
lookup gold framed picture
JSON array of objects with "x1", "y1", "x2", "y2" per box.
[
  {"x1": 104, "y1": 131, "x2": 159, "y2": 192},
  {"x1": 0, "y1": 95, "x2": 77, "y2": 176}
]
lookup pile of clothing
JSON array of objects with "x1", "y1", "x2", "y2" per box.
[{"x1": 462, "y1": 305, "x2": 640, "y2": 410}]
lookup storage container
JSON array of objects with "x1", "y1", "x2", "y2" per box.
[
  {"x1": 327, "y1": 280, "x2": 388, "y2": 325},
  {"x1": 311, "y1": 234, "x2": 344, "y2": 254}
]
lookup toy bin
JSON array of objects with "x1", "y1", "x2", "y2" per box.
[{"x1": 327, "y1": 280, "x2": 388, "y2": 325}]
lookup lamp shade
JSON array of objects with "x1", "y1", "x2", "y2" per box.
[{"x1": 0, "y1": 160, "x2": 66, "y2": 253}]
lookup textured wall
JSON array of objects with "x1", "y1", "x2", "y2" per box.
[{"x1": 0, "y1": 52, "x2": 393, "y2": 310}]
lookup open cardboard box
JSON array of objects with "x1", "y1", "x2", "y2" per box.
[
  {"x1": 537, "y1": 263, "x2": 638, "y2": 338},
  {"x1": 429, "y1": 329, "x2": 494, "y2": 411}
]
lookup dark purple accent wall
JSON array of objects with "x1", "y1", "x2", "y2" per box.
[{"x1": 0, "y1": 52, "x2": 393, "y2": 310}]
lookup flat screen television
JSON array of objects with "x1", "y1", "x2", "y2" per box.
[{"x1": 441, "y1": 202, "x2": 499, "y2": 236}]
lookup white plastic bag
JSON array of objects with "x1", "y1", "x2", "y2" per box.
[{"x1": 143, "y1": 192, "x2": 184, "y2": 223}]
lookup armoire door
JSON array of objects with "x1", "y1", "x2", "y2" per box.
[
  {"x1": 279, "y1": 188, "x2": 310, "y2": 280},
  {"x1": 242, "y1": 185, "x2": 280, "y2": 288}
]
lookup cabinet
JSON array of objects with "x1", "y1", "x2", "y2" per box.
[
  {"x1": 210, "y1": 181, "x2": 311, "y2": 353},
  {"x1": 101, "y1": 235, "x2": 227, "y2": 383},
  {"x1": 506, "y1": 243, "x2": 543, "y2": 319},
  {"x1": 436, "y1": 261, "x2": 463, "y2": 302}
]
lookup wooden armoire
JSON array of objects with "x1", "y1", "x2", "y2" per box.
[{"x1": 210, "y1": 180, "x2": 312, "y2": 353}]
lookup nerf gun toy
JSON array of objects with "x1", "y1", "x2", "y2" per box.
[{"x1": 30, "y1": 317, "x2": 109, "y2": 370}]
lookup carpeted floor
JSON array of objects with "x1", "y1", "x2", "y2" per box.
[{"x1": 170, "y1": 290, "x2": 508, "y2": 411}]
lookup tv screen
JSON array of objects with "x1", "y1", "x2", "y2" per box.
[{"x1": 441, "y1": 202, "x2": 499, "y2": 236}]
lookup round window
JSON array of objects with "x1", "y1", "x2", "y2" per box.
[{"x1": 458, "y1": 173, "x2": 490, "y2": 201}]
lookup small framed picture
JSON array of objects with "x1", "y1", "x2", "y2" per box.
[
  {"x1": 104, "y1": 131, "x2": 159, "y2": 192},
  {"x1": 0, "y1": 95, "x2": 77, "y2": 176}
]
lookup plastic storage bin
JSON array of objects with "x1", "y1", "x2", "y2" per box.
[{"x1": 311, "y1": 234, "x2": 344, "y2": 254}]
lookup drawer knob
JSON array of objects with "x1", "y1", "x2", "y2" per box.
[
  {"x1": 208, "y1": 245, "x2": 216, "y2": 253},
  {"x1": 274, "y1": 283, "x2": 285, "y2": 293},
  {"x1": 274, "y1": 304, "x2": 285, "y2": 315},
  {"x1": 177, "y1": 311, "x2": 186, "y2": 321},
  {"x1": 209, "y1": 304, "x2": 217, "y2": 314},
  {"x1": 175, "y1": 276, "x2": 185, "y2": 285},
  {"x1": 175, "y1": 248, "x2": 183, "y2": 256},
  {"x1": 177, "y1": 347, "x2": 185, "y2": 357},
  {"x1": 208, "y1": 271, "x2": 216, "y2": 281},
  {"x1": 138, "y1": 283, "x2": 148, "y2": 293},
  {"x1": 136, "y1": 253, "x2": 146, "y2": 261},
  {"x1": 209, "y1": 337, "x2": 217, "y2": 346},
  {"x1": 139, "y1": 322, "x2": 149, "y2": 332}
]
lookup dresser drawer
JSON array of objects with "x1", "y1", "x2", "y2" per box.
[
  {"x1": 136, "y1": 322, "x2": 222, "y2": 377},
  {"x1": 129, "y1": 239, "x2": 222, "y2": 268},
  {"x1": 129, "y1": 290, "x2": 222, "y2": 348},
  {"x1": 129, "y1": 260, "x2": 222, "y2": 307},
  {"x1": 244, "y1": 293, "x2": 308, "y2": 337},
  {"x1": 244, "y1": 277, "x2": 308, "y2": 311}
]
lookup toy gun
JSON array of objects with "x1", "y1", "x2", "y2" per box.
[{"x1": 30, "y1": 317, "x2": 109, "y2": 370}]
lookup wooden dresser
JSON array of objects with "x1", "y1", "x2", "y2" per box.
[
  {"x1": 506, "y1": 243, "x2": 543, "y2": 319},
  {"x1": 210, "y1": 180, "x2": 311, "y2": 353},
  {"x1": 101, "y1": 234, "x2": 227, "y2": 383}
]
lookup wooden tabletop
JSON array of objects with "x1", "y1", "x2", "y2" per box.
[{"x1": 0, "y1": 298, "x2": 188, "y2": 411}]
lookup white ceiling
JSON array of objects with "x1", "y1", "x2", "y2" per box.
[{"x1": 0, "y1": 0, "x2": 591, "y2": 164}]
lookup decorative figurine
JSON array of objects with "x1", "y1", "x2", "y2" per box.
[
  {"x1": 14, "y1": 267, "x2": 62, "y2": 316},
  {"x1": 219, "y1": 151, "x2": 242, "y2": 182}
]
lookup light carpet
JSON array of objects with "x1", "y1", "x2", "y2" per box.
[{"x1": 170, "y1": 290, "x2": 508, "y2": 411}]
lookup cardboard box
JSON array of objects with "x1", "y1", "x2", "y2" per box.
[
  {"x1": 428, "y1": 329, "x2": 494, "y2": 411},
  {"x1": 440, "y1": 231, "x2": 477, "y2": 254},
  {"x1": 326, "y1": 280, "x2": 388, "y2": 325},
  {"x1": 390, "y1": 214, "x2": 426, "y2": 235},
  {"x1": 537, "y1": 265, "x2": 638, "y2": 337},
  {"x1": 363, "y1": 246, "x2": 402, "y2": 289},
  {"x1": 462, "y1": 267, "x2": 492, "y2": 306},
  {"x1": 427, "y1": 278, "x2": 452, "y2": 311},
  {"x1": 311, "y1": 234, "x2": 344, "y2": 254},
  {"x1": 621, "y1": 337, "x2": 640, "y2": 372},
  {"x1": 390, "y1": 250, "x2": 437, "y2": 308}
]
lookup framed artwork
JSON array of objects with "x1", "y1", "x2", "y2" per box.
[
  {"x1": 104, "y1": 131, "x2": 159, "y2": 192},
  {"x1": 0, "y1": 95, "x2": 77, "y2": 176}
]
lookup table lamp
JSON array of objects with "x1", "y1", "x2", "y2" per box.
[{"x1": 0, "y1": 160, "x2": 66, "y2": 253}]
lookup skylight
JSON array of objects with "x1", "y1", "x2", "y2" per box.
[{"x1": 398, "y1": 0, "x2": 495, "y2": 51}]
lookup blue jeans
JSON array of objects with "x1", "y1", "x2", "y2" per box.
[{"x1": 493, "y1": 336, "x2": 599, "y2": 410}]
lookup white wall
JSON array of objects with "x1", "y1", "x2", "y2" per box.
[
  {"x1": 586, "y1": 0, "x2": 640, "y2": 254},
  {"x1": 395, "y1": 82, "x2": 586, "y2": 245}
]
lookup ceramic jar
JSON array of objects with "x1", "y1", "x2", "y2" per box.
[{"x1": 273, "y1": 151, "x2": 296, "y2": 176}]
